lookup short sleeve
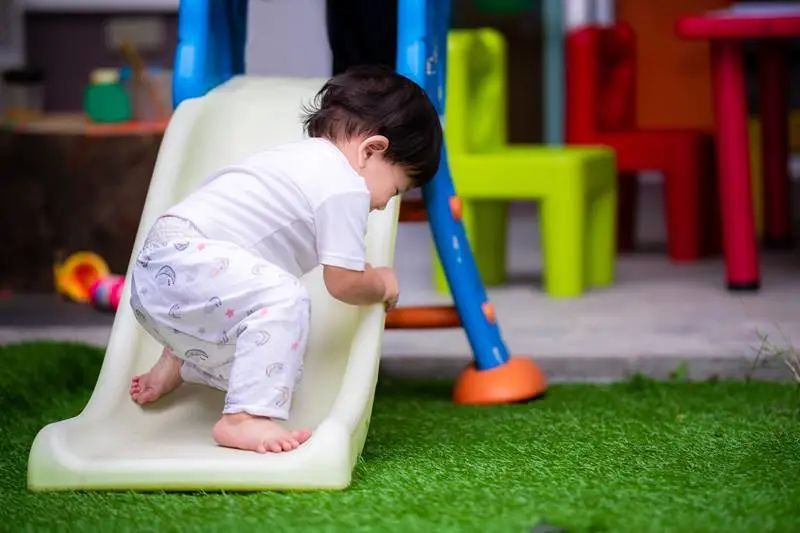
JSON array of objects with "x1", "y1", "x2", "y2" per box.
[{"x1": 315, "y1": 191, "x2": 370, "y2": 271}]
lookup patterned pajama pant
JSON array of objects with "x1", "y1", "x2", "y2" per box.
[{"x1": 130, "y1": 216, "x2": 310, "y2": 420}]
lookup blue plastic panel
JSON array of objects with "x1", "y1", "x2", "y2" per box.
[
  {"x1": 173, "y1": 0, "x2": 248, "y2": 107},
  {"x1": 397, "y1": 0, "x2": 511, "y2": 370}
]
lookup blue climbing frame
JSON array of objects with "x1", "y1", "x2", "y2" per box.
[
  {"x1": 173, "y1": 0, "x2": 247, "y2": 105},
  {"x1": 172, "y1": 0, "x2": 514, "y2": 372},
  {"x1": 395, "y1": 0, "x2": 511, "y2": 371}
]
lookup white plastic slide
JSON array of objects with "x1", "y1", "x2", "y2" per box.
[{"x1": 28, "y1": 77, "x2": 399, "y2": 491}]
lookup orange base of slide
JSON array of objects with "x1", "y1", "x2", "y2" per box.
[{"x1": 453, "y1": 356, "x2": 547, "y2": 405}]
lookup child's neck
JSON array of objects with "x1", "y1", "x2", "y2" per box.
[{"x1": 325, "y1": 135, "x2": 364, "y2": 174}]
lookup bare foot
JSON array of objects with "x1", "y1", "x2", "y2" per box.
[
  {"x1": 212, "y1": 413, "x2": 312, "y2": 453},
  {"x1": 130, "y1": 347, "x2": 183, "y2": 405}
]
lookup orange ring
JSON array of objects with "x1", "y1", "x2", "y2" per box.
[
  {"x1": 481, "y1": 302, "x2": 496, "y2": 323},
  {"x1": 449, "y1": 196, "x2": 463, "y2": 221},
  {"x1": 399, "y1": 198, "x2": 428, "y2": 222},
  {"x1": 385, "y1": 306, "x2": 461, "y2": 329}
]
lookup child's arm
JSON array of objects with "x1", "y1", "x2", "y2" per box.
[{"x1": 323, "y1": 264, "x2": 399, "y2": 309}]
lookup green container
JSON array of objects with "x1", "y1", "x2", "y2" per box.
[
  {"x1": 84, "y1": 68, "x2": 131, "y2": 123},
  {"x1": 471, "y1": 0, "x2": 535, "y2": 13}
]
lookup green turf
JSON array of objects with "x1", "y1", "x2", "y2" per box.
[{"x1": 1, "y1": 342, "x2": 799, "y2": 532}]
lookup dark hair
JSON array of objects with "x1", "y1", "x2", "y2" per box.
[{"x1": 303, "y1": 65, "x2": 442, "y2": 185}]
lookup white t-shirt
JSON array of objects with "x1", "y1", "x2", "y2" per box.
[{"x1": 167, "y1": 138, "x2": 370, "y2": 277}]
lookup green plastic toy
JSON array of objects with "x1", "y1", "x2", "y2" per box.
[{"x1": 435, "y1": 28, "x2": 617, "y2": 298}]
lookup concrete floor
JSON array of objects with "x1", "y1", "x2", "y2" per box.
[{"x1": 2, "y1": 182, "x2": 799, "y2": 382}]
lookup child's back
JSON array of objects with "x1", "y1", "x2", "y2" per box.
[{"x1": 168, "y1": 138, "x2": 370, "y2": 277}]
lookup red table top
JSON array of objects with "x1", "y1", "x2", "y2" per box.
[{"x1": 677, "y1": 9, "x2": 800, "y2": 39}]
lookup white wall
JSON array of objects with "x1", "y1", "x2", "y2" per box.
[
  {"x1": 0, "y1": 0, "x2": 26, "y2": 109},
  {"x1": 19, "y1": 0, "x2": 334, "y2": 78},
  {"x1": 1, "y1": 0, "x2": 25, "y2": 67},
  {"x1": 245, "y1": 0, "x2": 331, "y2": 78},
  {"x1": 563, "y1": 0, "x2": 615, "y2": 30},
  {"x1": 22, "y1": 0, "x2": 177, "y2": 11}
]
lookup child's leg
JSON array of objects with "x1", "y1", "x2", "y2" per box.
[
  {"x1": 129, "y1": 273, "x2": 184, "y2": 404},
  {"x1": 213, "y1": 295, "x2": 311, "y2": 453},
  {"x1": 129, "y1": 346, "x2": 184, "y2": 404},
  {"x1": 129, "y1": 230, "x2": 312, "y2": 452}
]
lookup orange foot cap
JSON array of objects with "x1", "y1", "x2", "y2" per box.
[{"x1": 453, "y1": 356, "x2": 547, "y2": 405}]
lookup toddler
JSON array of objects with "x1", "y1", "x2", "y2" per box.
[{"x1": 128, "y1": 66, "x2": 442, "y2": 454}]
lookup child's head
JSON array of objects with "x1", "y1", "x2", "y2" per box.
[{"x1": 303, "y1": 66, "x2": 442, "y2": 210}]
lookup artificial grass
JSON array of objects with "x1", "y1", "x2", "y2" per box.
[{"x1": 1, "y1": 342, "x2": 799, "y2": 532}]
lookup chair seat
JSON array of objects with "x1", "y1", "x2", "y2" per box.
[
  {"x1": 439, "y1": 143, "x2": 617, "y2": 297},
  {"x1": 579, "y1": 129, "x2": 713, "y2": 172},
  {"x1": 449, "y1": 145, "x2": 615, "y2": 198}
]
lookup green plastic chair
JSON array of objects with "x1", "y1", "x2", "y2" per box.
[{"x1": 435, "y1": 28, "x2": 616, "y2": 298}]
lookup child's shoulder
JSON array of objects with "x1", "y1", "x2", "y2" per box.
[
  {"x1": 248, "y1": 137, "x2": 335, "y2": 159},
  {"x1": 238, "y1": 138, "x2": 366, "y2": 197},
  {"x1": 237, "y1": 138, "x2": 340, "y2": 172}
]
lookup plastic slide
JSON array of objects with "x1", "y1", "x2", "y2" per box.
[{"x1": 28, "y1": 76, "x2": 400, "y2": 491}]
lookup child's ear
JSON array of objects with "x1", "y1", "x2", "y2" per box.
[
  {"x1": 357, "y1": 135, "x2": 389, "y2": 169},
  {"x1": 362, "y1": 135, "x2": 389, "y2": 158}
]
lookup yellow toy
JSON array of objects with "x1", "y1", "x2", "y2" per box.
[{"x1": 53, "y1": 251, "x2": 110, "y2": 303}]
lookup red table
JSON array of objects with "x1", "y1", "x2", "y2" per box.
[{"x1": 677, "y1": 7, "x2": 800, "y2": 290}]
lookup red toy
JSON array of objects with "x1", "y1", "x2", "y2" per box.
[
  {"x1": 89, "y1": 275, "x2": 124, "y2": 312},
  {"x1": 566, "y1": 22, "x2": 718, "y2": 261}
]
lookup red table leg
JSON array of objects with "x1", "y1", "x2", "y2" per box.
[
  {"x1": 759, "y1": 40, "x2": 791, "y2": 248},
  {"x1": 710, "y1": 40, "x2": 760, "y2": 290}
]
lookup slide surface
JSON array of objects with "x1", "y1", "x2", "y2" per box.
[{"x1": 28, "y1": 76, "x2": 399, "y2": 491}]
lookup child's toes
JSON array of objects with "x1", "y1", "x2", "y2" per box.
[
  {"x1": 291, "y1": 430, "x2": 311, "y2": 444},
  {"x1": 279, "y1": 439, "x2": 295, "y2": 451},
  {"x1": 267, "y1": 440, "x2": 283, "y2": 453},
  {"x1": 135, "y1": 388, "x2": 156, "y2": 404}
]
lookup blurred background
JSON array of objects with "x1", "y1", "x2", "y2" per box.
[{"x1": 0, "y1": 0, "x2": 798, "y2": 380}]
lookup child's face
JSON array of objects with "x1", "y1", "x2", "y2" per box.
[{"x1": 356, "y1": 135, "x2": 415, "y2": 210}]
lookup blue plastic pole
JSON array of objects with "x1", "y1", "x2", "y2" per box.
[
  {"x1": 396, "y1": 0, "x2": 511, "y2": 371},
  {"x1": 173, "y1": 0, "x2": 248, "y2": 107}
]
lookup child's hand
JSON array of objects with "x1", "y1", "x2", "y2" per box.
[
  {"x1": 374, "y1": 267, "x2": 399, "y2": 311},
  {"x1": 323, "y1": 263, "x2": 399, "y2": 308}
]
